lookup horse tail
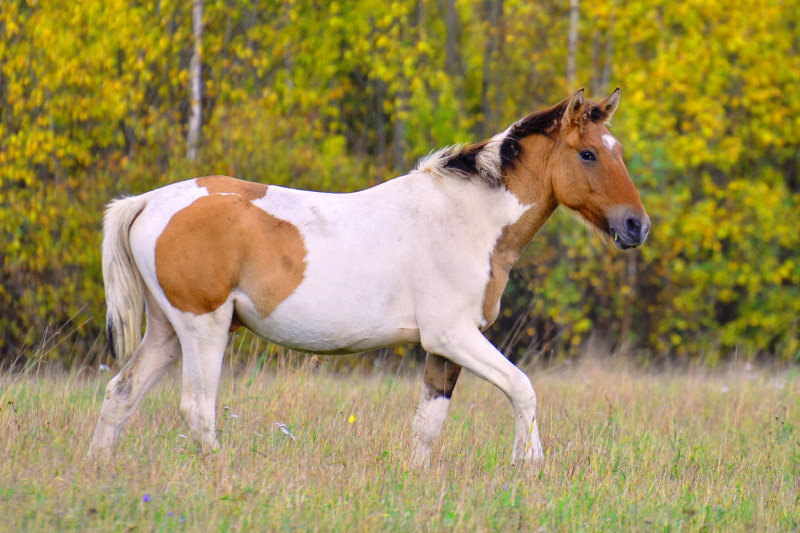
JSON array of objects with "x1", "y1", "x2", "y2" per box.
[{"x1": 102, "y1": 194, "x2": 149, "y2": 364}]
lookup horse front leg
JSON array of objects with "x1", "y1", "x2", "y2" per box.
[
  {"x1": 420, "y1": 324, "x2": 544, "y2": 467},
  {"x1": 410, "y1": 353, "x2": 462, "y2": 468}
]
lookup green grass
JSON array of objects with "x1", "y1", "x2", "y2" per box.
[{"x1": 1, "y1": 357, "x2": 799, "y2": 531}]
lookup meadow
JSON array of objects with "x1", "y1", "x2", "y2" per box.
[{"x1": 1, "y1": 352, "x2": 798, "y2": 532}]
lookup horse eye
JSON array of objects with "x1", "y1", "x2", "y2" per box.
[{"x1": 579, "y1": 150, "x2": 596, "y2": 162}]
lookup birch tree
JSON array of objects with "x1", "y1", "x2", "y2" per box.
[
  {"x1": 187, "y1": 0, "x2": 203, "y2": 162},
  {"x1": 566, "y1": 0, "x2": 579, "y2": 87}
]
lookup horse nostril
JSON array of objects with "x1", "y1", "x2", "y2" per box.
[{"x1": 625, "y1": 217, "x2": 641, "y2": 236}]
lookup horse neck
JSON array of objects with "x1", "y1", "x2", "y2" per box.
[{"x1": 495, "y1": 135, "x2": 559, "y2": 261}]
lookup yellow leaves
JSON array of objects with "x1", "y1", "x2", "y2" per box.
[
  {"x1": 650, "y1": 173, "x2": 800, "y2": 356},
  {"x1": 770, "y1": 263, "x2": 792, "y2": 286},
  {"x1": 0, "y1": 0, "x2": 797, "y2": 364},
  {"x1": 574, "y1": 319, "x2": 592, "y2": 335},
  {"x1": 3, "y1": 16, "x2": 19, "y2": 37},
  {"x1": 320, "y1": 135, "x2": 346, "y2": 158},
  {"x1": 377, "y1": 14, "x2": 394, "y2": 29},
  {"x1": 669, "y1": 333, "x2": 683, "y2": 347}
]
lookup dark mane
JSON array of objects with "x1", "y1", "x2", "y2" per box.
[
  {"x1": 440, "y1": 140, "x2": 489, "y2": 177},
  {"x1": 442, "y1": 98, "x2": 607, "y2": 177}
]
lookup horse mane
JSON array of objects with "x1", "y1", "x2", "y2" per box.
[{"x1": 418, "y1": 98, "x2": 608, "y2": 187}]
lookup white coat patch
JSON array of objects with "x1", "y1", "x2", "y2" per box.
[{"x1": 602, "y1": 134, "x2": 619, "y2": 152}]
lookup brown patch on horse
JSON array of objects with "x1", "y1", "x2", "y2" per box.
[
  {"x1": 155, "y1": 193, "x2": 306, "y2": 318},
  {"x1": 482, "y1": 135, "x2": 560, "y2": 325},
  {"x1": 482, "y1": 205, "x2": 557, "y2": 325},
  {"x1": 423, "y1": 354, "x2": 462, "y2": 399},
  {"x1": 482, "y1": 226, "x2": 516, "y2": 326},
  {"x1": 196, "y1": 175, "x2": 268, "y2": 201}
]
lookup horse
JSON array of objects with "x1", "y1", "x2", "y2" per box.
[{"x1": 89, "y1": 88, "x2": 650, "y2": 468}]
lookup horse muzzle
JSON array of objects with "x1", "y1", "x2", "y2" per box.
[{"x1": 609, "y1": 210, "x2": 650, "y2": 250}]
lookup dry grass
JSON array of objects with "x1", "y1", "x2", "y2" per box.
[{"x1": 1, "y1": 355, "x2": 799, "y2": 531}]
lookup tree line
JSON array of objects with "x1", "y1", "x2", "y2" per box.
[{"x1": 1, "y1": 0, "x2": 798, "y2": 366}]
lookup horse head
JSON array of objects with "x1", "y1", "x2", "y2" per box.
[{"x1": 545, "y1": 88, "x2": 650, "y2": 249}]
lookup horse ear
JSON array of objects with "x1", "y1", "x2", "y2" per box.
[
  {"x1": 601, "y1": 87, "x2": 620, "y2": 120},
  {"x1": 561, "y1": 88, "x2": 585, "y2": 128}
]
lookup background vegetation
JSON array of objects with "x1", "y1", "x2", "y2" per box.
[{"x1": 1, "y1": 0, "x2": 799, "y2": 366}]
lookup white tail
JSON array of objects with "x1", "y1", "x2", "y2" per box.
[{"x1": 102, "y1": 195, "x2": 148, "y2": 364}]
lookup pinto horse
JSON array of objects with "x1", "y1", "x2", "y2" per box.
[{"x1": 89, "y1": 89, "x2": 649, "y2": 467}]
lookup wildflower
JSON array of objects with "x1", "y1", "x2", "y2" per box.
[
  {"x1": 142, "y1": 494, "x2": 151, "y2": 503},
  {"x1": 274, "y1": 422, "x2": 297, "y2": 441},
  {"x1": 348, "y1": 414, "x2": 355, "y2": 424}
]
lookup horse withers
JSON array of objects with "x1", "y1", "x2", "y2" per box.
[{"x1": 89, "y1": 89, "x2": 649, "y2": 468}]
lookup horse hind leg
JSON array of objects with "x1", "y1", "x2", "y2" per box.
[
  {"x1": 172, "y1": 303, "x2": 233, "y2": 452},
  {"x1": 89, "y1": 291, "x2": 180, "y2": 456},
  {"x1": 410, "y1": 353, "x2": 462, "y2": 469}
]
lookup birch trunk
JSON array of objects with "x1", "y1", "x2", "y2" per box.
[
  {"x1": 187, "y1": 0, "x2": 203, "y2": 162},
  {"x1": 566, "y1": 0, "x2": 579, "y2": 88}
]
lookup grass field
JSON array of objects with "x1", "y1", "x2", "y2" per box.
[{"x1": 1, "y1": 354, "x2": 799, "y2": 531}]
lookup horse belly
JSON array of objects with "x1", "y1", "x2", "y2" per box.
[{"x1": 233, "y1": 281, "x2": 421, "y2": 354}]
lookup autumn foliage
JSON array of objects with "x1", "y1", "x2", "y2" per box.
[{"x1": 1, "y1": 1, "x2": 798, "y2": 365}]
